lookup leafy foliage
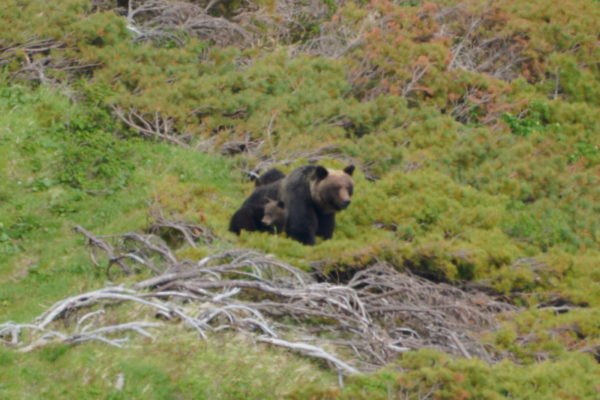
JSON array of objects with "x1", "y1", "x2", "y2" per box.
[{"x1": 342, "y1": 350, "x2": 600, "y2": 400}]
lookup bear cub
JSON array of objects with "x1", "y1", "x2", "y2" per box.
[
  {"x1": 261, "y1": 199, "x2": 285, "y2": 233},
  {"x1": 229, "y1": 169, "x2": 285, "y2": 235}
]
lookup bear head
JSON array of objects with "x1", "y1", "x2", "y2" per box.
[
  {"x1": 310, "y1": 165, "x2": 355, "y2": 214},
  {"x1": 261, "y1": 198, "x2": 286, "y2": 229}
]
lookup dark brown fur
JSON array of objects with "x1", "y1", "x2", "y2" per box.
[
  {"x1": 229, "y1": 180, "x2": 282, "y2": 235},
  {"x1": 261, "y1": 199, "x2": 285, "y2": 232},
  {"x1": 253, "y1": 168, "x2": 285, "y2": 187},
  {"x1": 280, "y1": 164, "x2": 355, "y2": 245}
]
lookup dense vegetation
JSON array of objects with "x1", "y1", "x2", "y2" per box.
[{"x1": 1, "y1": 0, "x2": 599, "y2": 398}]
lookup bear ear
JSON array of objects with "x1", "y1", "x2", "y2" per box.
[
  {"x1": 248, "y1": 171, "x2": 260, "y2": 183},
  {"x1": 343, "y1": 165, "x2": 355, "y2": 176},
  {"x1": 315, "y1": 166, "x2": 329, "y2": 181},
  {"x1": 277, "y1": 200, "x2": 285, "y2": 209}
]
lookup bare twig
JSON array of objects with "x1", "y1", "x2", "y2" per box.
[
  {"x1": 259, "y1": 337, "x2": 360, "y2": 375},
  {"x1": 112, "y1": 106, "x2": 191, "y2": 147},
  {"x1": 147, "y1": 216, "x2": 216, "y2": 246}
]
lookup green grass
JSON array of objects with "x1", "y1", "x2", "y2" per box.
[
  {"x1": 341, "y1": 350, "x2": 600, "y2": 400},
  {"x1": 0, "y1": 82, "x2": 239, "y2": 321},
  {"x1": 0, "y1": 331, "x2": 339, "y2": 400}
]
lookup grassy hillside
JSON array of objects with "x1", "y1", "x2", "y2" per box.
[{"x1": 1, "y1": 0, "x2": 599, "y2": 398}]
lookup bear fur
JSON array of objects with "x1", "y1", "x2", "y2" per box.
[
  {"x1": 229, "y1": 181, "x2": 281, "y2": 234},
  {"x1": 229, "y1": 169, "x2": 285, "y2": 235},
  {"x1": 279, "y1": 164, "x2": 355, "y2": 245},
  {"x1": 261, "y1": 199, "x2": 285, "y2": 233},
  {"x1": 252, "y1": 168, "x2": 285, "y2": 187}
]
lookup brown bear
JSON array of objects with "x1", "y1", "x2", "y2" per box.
[
  {"x1": 261, "y1": 199, "x2": 285, "y2": 233},
  {"x1": 229, "y1": 169, "x2": 285, "y2": 235},
  {"x1": 279, "y1": 164, "x2": 354, "y2": 245}
]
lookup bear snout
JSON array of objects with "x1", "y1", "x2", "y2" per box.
[{"x1": 340, "y1": 199, "x2": 351, "y2": 209}]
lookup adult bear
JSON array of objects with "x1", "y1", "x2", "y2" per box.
[
  {"x1": 229, "y1": 169, "x2": 285, "y2": 235},
  {"x1": 280, "y1": 164, "x2": 355, "y2": 245}
]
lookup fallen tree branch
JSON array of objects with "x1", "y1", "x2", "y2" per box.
[
  {"x1": 111, "y1": 106, "x2": 192, "y2": 147},
  {"x1": 1, "y1": 227, "x2": 518, "y2": 373},
  {"x1": 125, "y1": 0, "x2": 253, "y2": 47},
  {"x1": 259, "y1": 337, "x2": 360, "y2": 375}
]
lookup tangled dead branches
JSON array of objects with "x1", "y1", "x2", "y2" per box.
[
  {"x1": 111, "y1": 105, "x2": 193, "y2": 147},
  {"x1": 1, "y1": 224, "x2": 517, "y2": 375},
  {"x1": 147, "y1": 216, "x2": 217, "y2": 246},
  {"x1": 124, "y1": 0, "x2": 254, "y2": 47},
  {"x1": 0, "y1": 39, "x2": 100, "y2": 84},
  {"x1": 439, "y1": 5, "x2": 530, "y2": 82},
  {"x1": 73, "y1": 222, "x2": 215, "y2": 277}
]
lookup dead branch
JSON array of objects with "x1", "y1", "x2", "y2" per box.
[
  {"x1": 259, "y1": 337, "x2": 360, "y2": 375},
  {"x1": 1, "y1": 38, "x2": 100, "y2": 83},
  {"x1": 74, "y1": 225, "x2": 132, "y2": 274},
  {"x1": 0, "y1": 39, "x2": 64, "y2": 67},
  {"x1": 74, "y1": 225, "x2": 174, "y2": 276},
  {"x1": 2, "y1": 227, "x2": 518, "y2": 373},
  {"x1": 292, "y1": 11, "x2": 373, "y2": 59},
  {"x1": 111, "y1": 105, "x2": 192, "y2": 147},
  {"x1": 125, "y1": 0, "x2": 253, "y2": 47},
  {"x1": 401, "y1": 63, "x2": 431, "y2": 98},
  {"x1": 147, "y1": 216, "x2": 217, "y2": 246},
  {"x1": 438, "y1": 5, "x2": 529, "y2": 82}
]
